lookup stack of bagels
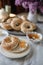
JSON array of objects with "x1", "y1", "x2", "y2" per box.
[{"x1": 0, "y1": 14, "x2": 36, "y2": 34}]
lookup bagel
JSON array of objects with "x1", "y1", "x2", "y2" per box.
[
  {"x1": 0, "y1": 22, "x2": 12, "y2": 30},
  {"x1": 6, "y1": 18, "x2": 13, "y2": 23},
  {"x1": 21, "y1": 21, "x2": 36, "y2": 33},
  {"x1": 9, "y1": 13, "x2": 17, "y2": 18},
  {"x1": 11, "y1": 17, "x2": 23, "y2": 31},
  {"x1": 0, "y1": 12, "x2": 9, "y2": 22},
  {"x1": 1, "y1": 35, "x2": 20, "y2": 50},
  {"x1": 30, "y1": 22, "x2": 36, "y2": 30},
  {"x1": 20, "y1": 15, "x2": 27, "y2": 20}
]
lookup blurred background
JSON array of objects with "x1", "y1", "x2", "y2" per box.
[
  {"x1": 0, "y1": 0, "x2": 43, "y2": 14},
  {"x1": 0, "y1": 0, "x2": 25, "y2": 14}
]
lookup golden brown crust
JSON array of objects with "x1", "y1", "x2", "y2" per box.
[
  {"x1": 1, "y1": 35, "x2": 20, "y2": 50},
  {"x1": 0, "y1": 22, "x2": 12, "y2": 30},
  {"x1": 21, "y1": 21, "x2": 36, "y2": 33},
  {"x1": 6, "y1": 18, "x2": 13, "y2": 23},
  {"x1": 30, "y1": 22, "x2": 36, "y2": 30},
  {"x1": 11, "y1": 17, "x2": 23, "y2": 31},
  {"x1": 20, "y1": 15, "x2": 27, "y2": 21},
  {"x1": 0, "y1": 13, "x2": 9, "y2": 22},
  {"x1": 9, "y1": 14, "x2": 17, "y2": 18}
]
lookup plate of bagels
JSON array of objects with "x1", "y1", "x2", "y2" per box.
[
  {"x1": 0, "y1": 35, "x2": 32, "y2": 58},
  {"x1": 0, "y1": 13, "x2": 37, "y2": 35}
]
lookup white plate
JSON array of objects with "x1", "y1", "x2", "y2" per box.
[
  {"x1": 26, "y1": 32, "x2": 42, "y2": 44},
  {"x1": 0, "y1": 43, "x2": 31, "y2": 58},
  {"x1": 0, "y1": 29, "x2": 8, "y2": 42}
]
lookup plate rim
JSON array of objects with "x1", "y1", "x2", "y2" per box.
[
  {"x1": 0, "y1": 29, "x2": 9, "y2": 42},
  {"x1": 0, "y1": 44, "x2": 32, "y2": 58}
]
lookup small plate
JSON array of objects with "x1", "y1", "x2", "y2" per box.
[
  {"x1": 0, "y1": 43, "x2": 31, "y2": 58},
  {"x1": 0, "y1": 29, "x2": 9, "y2": 42},
  {"x1": 26, "y1": 32, "x2": 42, "y2": 43}
]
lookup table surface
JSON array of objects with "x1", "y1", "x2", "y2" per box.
[{"x1": 0, "y1": 13, "x2": 43, "y2": 65}]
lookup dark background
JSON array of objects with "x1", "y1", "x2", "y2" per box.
[
  {"x1": 0, "y1": 0, "x2": 43, "y2": 14},
  {"x1": 0, "y1": 0, "x2": 25, "y2": 14}
]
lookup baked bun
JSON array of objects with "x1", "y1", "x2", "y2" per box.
[
  {"x1": 11, "y1": 17, "x2": 23, "y2": 31},
  {"x1": 20, "y1": 15, "x2": 27, "y2": 20},
  {"x1": 6, "y1": 18, "x2": 13, "y2": 23},
  {"x1": 30, "y1": 22, "x2": 36, "y2": 30},
  {"x1": 1, "y1": 35, "x2": 20, "y2": 50},
  {"x1": 9, "y1": 13, "x2": 17, "y2": 18},
  {"x1": 21, "y1": 21, "x2": 36, "y2": 33},
  {"x1": 0, "y1": 22, "x2": 12, "y2": 30},
  {"x1": 0, "y1": 9, "x2": 9, "y2": 22}
]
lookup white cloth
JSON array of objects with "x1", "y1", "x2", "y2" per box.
[{"x1": 0, "y1": 23, "x2": 43, "y2": 65}]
